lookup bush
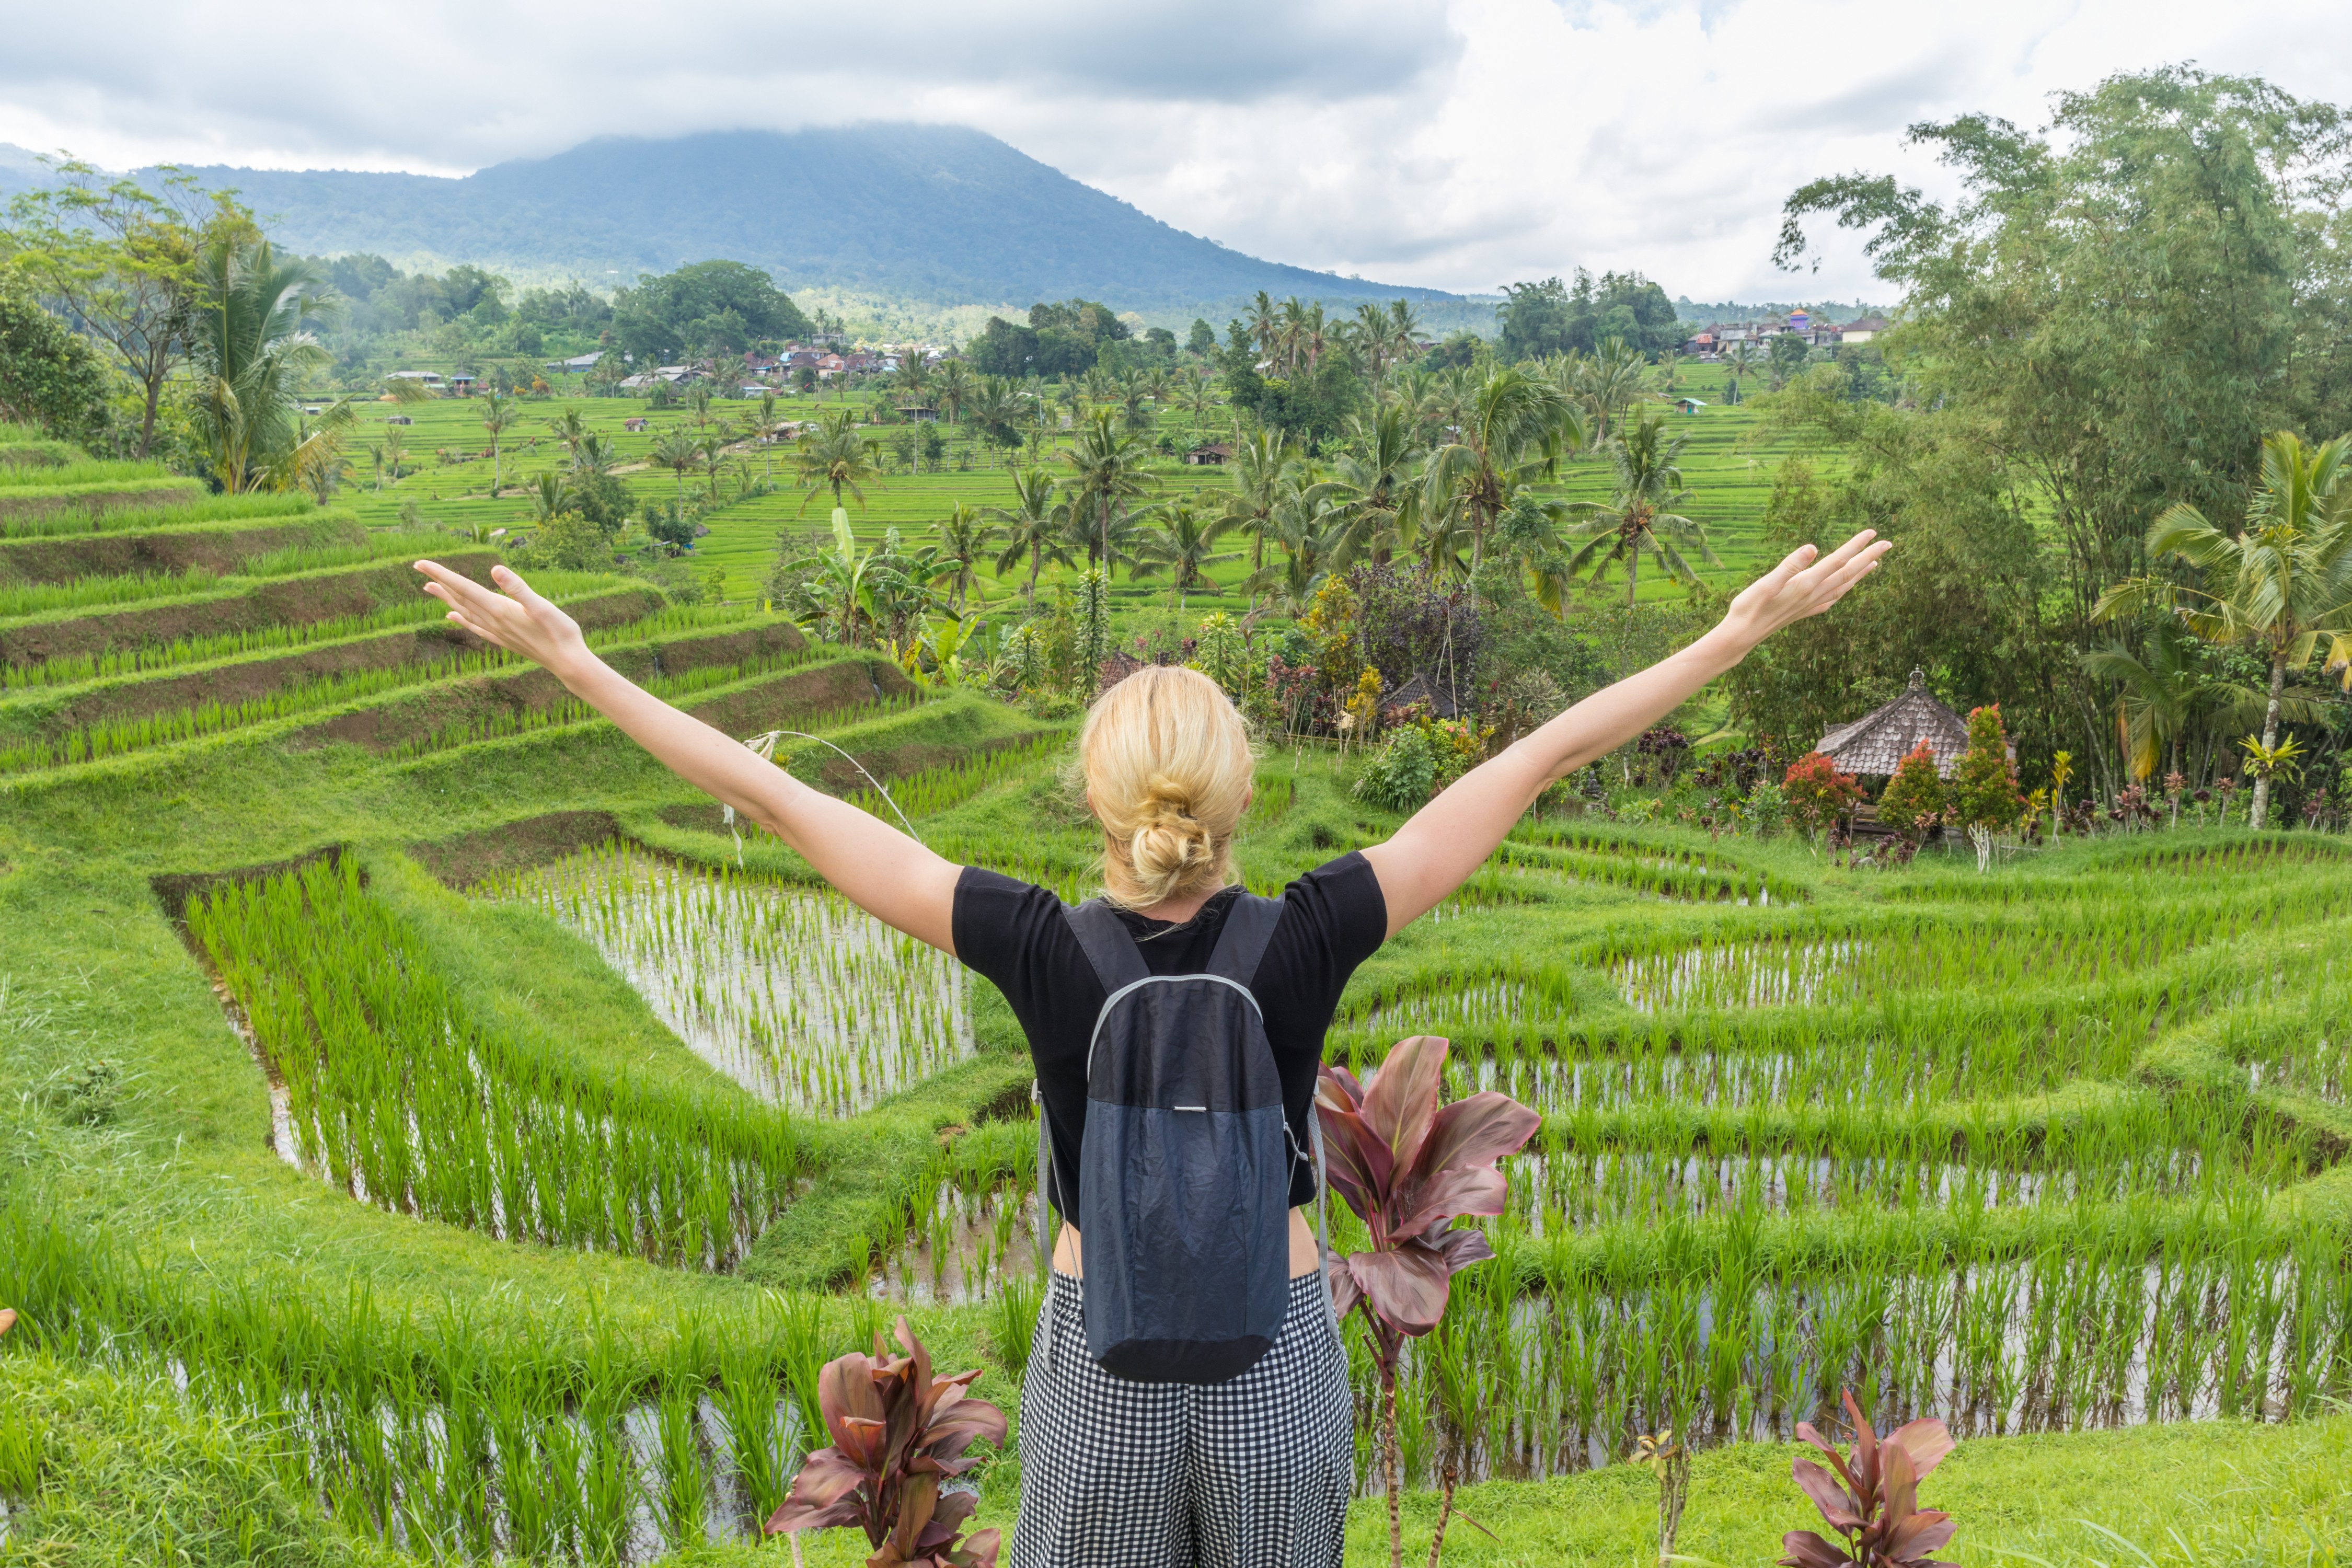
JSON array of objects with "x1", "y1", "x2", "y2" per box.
[
  {"x1": 1878, "y1": 740, "x2": 1947, "y2": 842},
  {"x1": 1354, "y1": 725, "x2": 1438, "y2": 813},
  {"x1": 1744, "y1": 778, "x2": 1789, "y2": 839},
  {"x1": 0, "y1": 282, "x2": 111, "y2": 447},
  {"x1": 1784, "y1": 752, "x2": 1864, "y2": 839},
  {"x1": 508, "y1": 510, "x2": 610, "y2": 571}
]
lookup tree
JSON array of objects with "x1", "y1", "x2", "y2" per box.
[
  {"x1": 0, "y1": 280, "x2": 112, "y2": 444},
  {"x1": 4, "y1": 163, "x2": 224, "y2": 456},
  {"x1": 932, "y1": 502, "x2": 997, "y2": 614},
  {"x1": 1951, "y1": 705, "x2": 2027, "y2": 869},
  {"x1": 1058, "y1": 408, "x2": 1156, "y2": 573},
  {"x1": 1559, "y1": 411, "x2": 1719, "y2": 606},
  {"x1": 1877, "y1": 741, "x2": 1946, "y2": 844},
  {"x1": 649, "y1": 430, "x2": 703, "y2": 506},
  {"x1": 478, "y1": 390, "x2": 515, "y2": 495},
  {"x1": 1784, "y1": 752, "x2": 1865, "y2": 841},
  {"x1": 1215, "y1": 427, "x2": 1302, "y2": 588},
  {"x1": 986, "y1": 467, "x2": 1071, "y2": 607},
  {"x1": 609, "y1": 260, "x2": 811, "y2": 364},
  {"x1": 2077, "y1": 622, "x2": 2278, "y2": 782},
  {"x1": 2095, "y1": 430, "x2": 2352, "y2": 828},
  {"x1": 1722, "y1": 341, "x2": 1757, "y2": 405},
  {"x1": 1321, "y1": 403, "x2": 1424, "y2": 563},
  {"x1": 794, "y1": 410, "x2": 883, "y2": 515},
  {"x1": 933, "y1": 358, "x2": 972, "y2": 426},
  {"x1": 1133, "y1": 500, "x2": 1238, "y2": 609},
  {"x1": 186, "y1": 236, "x2": 354, "y2": 493},
  {"x1": 1774, "y1": 67, "x2": 2352, "y2": 642},
  {"x1": 1420, "y1": 366, "x2": 1583, "y2": 577}
]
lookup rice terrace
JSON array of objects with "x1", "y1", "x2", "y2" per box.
[{"x1": 3, "y1": 40, "x2": 2352, "y2": 1568}]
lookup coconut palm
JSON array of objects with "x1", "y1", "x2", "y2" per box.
[
  {"x1": 2095, "y1": 429, "x2": 2352, "y2": 828},
  {"x1": 1215, "y1": 427, "x2": 1304, "y2": 584},
  {"x1": 793, "y1": 410, "x2": 884, "y2": 515},
  {"x1": 185, "y1": 235, "x2": 350, "y2": 493},
  {"x1": 572, "y1": 432, "x2": 616, "y2": 476},
  {"x1": 1420, "y1": 365, "x2": 1583, "y2": 575},
  {"x1": 932, "y1": 502, "x2": 998, "y2": 613},
  {"x1": 479, "y1": 391, "x2": 516, "y2": 495},
  {"x1": 1580, "y1": 337, "x2": 1650, "y2": 442},
  {"x1": 758, "y1": 391, "x2": 780, "y2": 477},
  {"x1": 1243, "y1": 491, "x2": 1352, "y2": 613},
  {"x1": 987, "y1": 467, "x2": 1074, "y2": 607},
  {"x1": 1722, "y1": 341, "x2": 1758, "y2": 405},
  {"x1": 549, "y1": 407, "x2": 591, "y2": 465},
  {"x1": 378, "y1": 425, "x2": 407, "y2": 487},
  {"x1": 2078, "y1": 622, "x2": 2300, "y2": 782},
  {"x1": 1059, "y1": 408, "x2": 1157, "y2": 572},
  {"x1": 934, "y1": 359, "x2": 973, "y2": 426},
  {"x1": 1132, "y1": 500, "x2": 1239, "y2": 609},
  {"x1": 1558, "y1": 411, "x2": 1720, "y2": 607},
  {"x1": 649, "y1": 430, "x2": 702, "y2": 505},
  {"x1": 1321, "y1": 403, "x2": 1423, "y2": 563},
  {"x1": 1180, "y1": 373, "x2": 1217, "y2": 427}
]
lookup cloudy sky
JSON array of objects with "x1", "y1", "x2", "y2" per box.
[{"x1": 5, "y1": 0, "x2": 2349, "y2": 302}]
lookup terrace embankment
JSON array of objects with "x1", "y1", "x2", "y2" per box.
[
  {"x1": 0, "y1": 511, "x2": 366, "y2": 585},
  {"x1": 406, "y1": 809, "x2": 627, "y2": 889},
  {"x1": 0, "y1": 477, "x2": 205, "y2": 522},
  {"x1": 294, "y1": 622, "x2": 837, "y2": 753},
  {"x1": 0, "y1": 552, "x2": 500, "y2": 667},
  {"x1": 0, "y1": 586, "x2": 663, "y2": 745}
]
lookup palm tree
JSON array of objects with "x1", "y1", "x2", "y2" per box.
[
  {"x1": 793, "y1": 410, "x2": 884, "y2": 515},
  {"x1": 1581, "y1": 338, "x2": 1649, "y2": 442},
  {"x1": 1059, "y1": 409, "x2": 1157, "y2": 572},
  {"x1": 685, "y1": 382, "x2": 716, "y2": 433},
  {"x1": 1133, "y1": 501, "x2": 1239, "y2": 609},
  {"x1": 934, "y1": 359, "x2": 973, "y2": 426},
  {"x1": 987, "y1": 467, "x2": 1074, "y2": 606},
  {"x1": 1215, "y1": 427, "x2": 1302, "y2": 585},
  {"x1": 1244, "y1": 292, "x2": 1279, "y2": 363},
  {"x1": 186, "y1": 236, "x2": 348, "y2": 494},
  {"x1": 378, "y1": 425, "x2": 407, "y2": 488},
  {"x1": 1384, "y1": 300, "x2": 1423, "y2": 370},
  {"x1": 649, "y1": 430, "x2": 702, "y2": 506},
  {"x1": 1352, "y1": 302, "x2": 1396, "y2": 383},
  {"x1": 1180, "y1": 373, "x2": 1217, "y2": 429},
  {"x1": 2094, "y1": 429, "x2": 2352, "y2": 828},
  {"x1": 526, "y1": 470, "x2": 573, "y2": 524},
  {"x1": 2078, "y1": 622, "x2": 2290, "y2": 782},
  {"x1": 572, "y1": 433, "x2": 616, "y2": 476},
  {"x1": 1243, "y1": 492, "x2": 1351, "y2": 613},
  {"x1": 1322, "y1": 403, "x2": 1423, "y2": 563},
  {"x1": 1558, "y1": 411, "x2": 1720, "y2": 607},
  {"x1": 549, "y1": 408, "x2": 591, "y2": 466},
  {"x1": 758, "y1": 391, "x2": 780, "y2": 477},
  {"x1": 1420, "y1": 365, "x2": 1583, "y2": 576},
  {"x1": 932, "y1": 502, "x2": 998, "y2": 613},
  {"x1": 479, "y1": 391, "x2": 515, "y2": 496},
  {"x1": 695, "y1": 431, "x2": 731, "y2": 501},
  {"x1": 1722, "y1": 342, "x2": 1758, "y2": 405}
]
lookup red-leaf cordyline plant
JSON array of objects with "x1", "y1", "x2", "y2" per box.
[
  {"x1": 1777, "y1": 1389, "x2": 1957, "y2": 1568},
  {"x1": 1315, "y1": 1034, "x2": 1540, "y2": 1568},
  {"x1": 764, "y1": 1316, "x2": 1007, "y2": 1568}
]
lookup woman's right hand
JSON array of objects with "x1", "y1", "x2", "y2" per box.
[{"x1": 414, "y1": 560, "x2": 593, "y2": 679}]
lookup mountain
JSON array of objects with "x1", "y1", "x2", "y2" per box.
[{"x1": 109, "y1": 125, "x2": 1455, "y2": 315}]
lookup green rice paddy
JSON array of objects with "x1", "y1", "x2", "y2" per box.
[{"x1": 0, "y1": 414, "x2": 2346, "y2": 1564}]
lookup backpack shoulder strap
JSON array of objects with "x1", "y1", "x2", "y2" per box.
[
  {"x1": 1204, "y1": 890, "x2": 1282, "y2": 989},
  {"x1": 1063, "y1": 898, "x2": 1149, "y2": 991}
]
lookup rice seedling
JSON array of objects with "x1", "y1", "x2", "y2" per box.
[
  {"x1": 493, "y1": 841, "x2": 972, "y2": 1117},
  {"x1": 838, "y1": 731, "x2": 1069, "y2": 822},
  {"x1": 187, "y1": 855, "x2": 809, "y2": 1271},
  {"x1": 0, "y1": 568, "x2": 684, "y2": 690},
  {"x1": 0, "y1": 488, "x2": 316, "y2": 540}
]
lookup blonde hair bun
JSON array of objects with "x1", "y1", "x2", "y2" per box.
[{"x1": 1078, "y1": 667, "x2": 1254, "y2": 908}]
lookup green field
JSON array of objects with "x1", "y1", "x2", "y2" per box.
[
  {"x1": 4, "y1": 427, "x2": 2347, "y2": 1566},
  {"x1": 337, "y1": 361, "x2": 1809, "y2": 619}
]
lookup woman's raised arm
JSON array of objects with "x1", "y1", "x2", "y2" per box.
[
  {"x1": 413, "y1": 560, "x2": 962, "y2": 954},
  {"x1": 1358, "y1": 530, "x2": 1890, "y2": 938}
]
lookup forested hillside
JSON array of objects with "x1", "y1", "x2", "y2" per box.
[{"x1": 48, "y1": 125, "x2": 1464, "y2": 312}]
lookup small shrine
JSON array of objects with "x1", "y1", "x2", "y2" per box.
[{"x1": 1813, "y1": 668, "x2": 1970, "y2": 778}]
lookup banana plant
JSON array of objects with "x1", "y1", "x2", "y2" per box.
[
  {"x1": 1314, "y1": 1035, "x2": 1539, "y2": 1568},
  {"x1": 765, "y1": 1316, "x2": 1005, "y2": 1568}
]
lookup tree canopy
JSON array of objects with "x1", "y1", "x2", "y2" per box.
[{"x1": 610, "y1": 260, "x2": 813, "y2": 364}]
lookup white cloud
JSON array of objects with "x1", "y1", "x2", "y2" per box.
[{"x1": 3, "y1": 0, "x2": 2346, "y2": 301}]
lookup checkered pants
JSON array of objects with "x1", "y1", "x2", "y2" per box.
[{"x1": 1009, "y1": 1270, "x2": 1356, "y2": 1568}]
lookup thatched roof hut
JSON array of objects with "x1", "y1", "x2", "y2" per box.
[
  {"x1": 1814, "y1": 668, "x2": 1969, "y2": 778},
  {"x1": 1380, "y1": 671, "x2": 1463, "y2": 722}
]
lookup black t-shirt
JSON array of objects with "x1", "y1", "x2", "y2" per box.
[{"x1": 952, "y1": 852, "x2": 1388, "y2": 1223}]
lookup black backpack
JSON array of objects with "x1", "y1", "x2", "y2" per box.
[{"x1": 1032, "y1": 892, "x2": 1336, "y2": 1383}]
